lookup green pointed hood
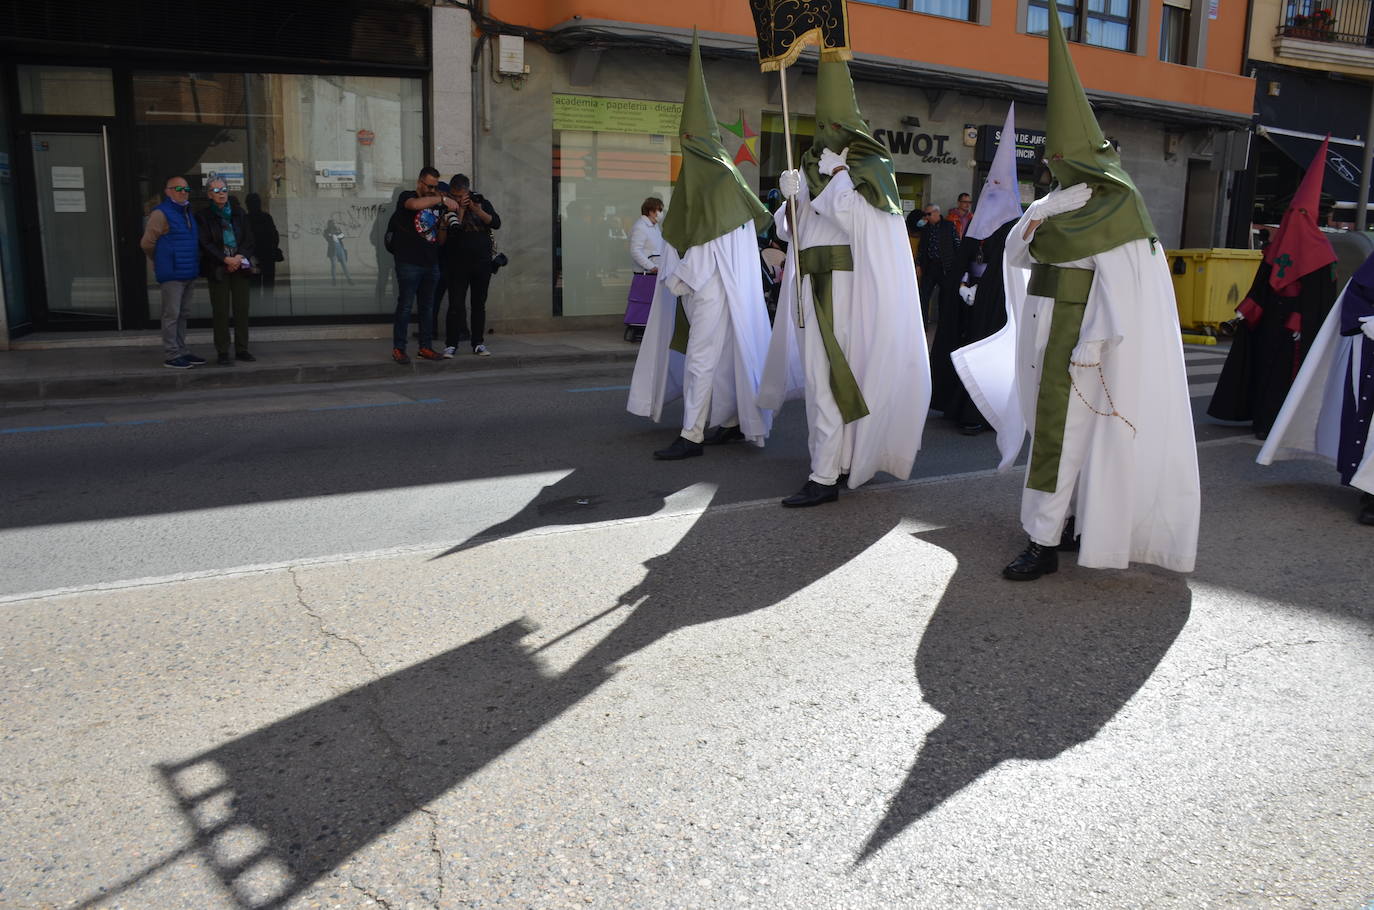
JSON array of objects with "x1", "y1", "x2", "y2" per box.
[
  {"x1": 659, "y1": 31, "x2": 769, "y2": 253},
  {"x1": 1029, "y1": 2, "x2": 1156, "y2": 263},
  {"x1": 801, "y1": 59, "x2": 902, "y2": 215}
]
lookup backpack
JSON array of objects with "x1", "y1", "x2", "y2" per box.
[{"x1": 383, "y1": 205, "x2": 407, "y2": 254}]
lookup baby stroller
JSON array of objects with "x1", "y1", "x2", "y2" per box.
[{"x1": 623, "y1": 272, "x2": 656, "y2": 342}]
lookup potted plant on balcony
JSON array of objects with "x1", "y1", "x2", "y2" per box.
[{"x1": 1287, "y1": 7, "x2": 1335, "y2": 41}]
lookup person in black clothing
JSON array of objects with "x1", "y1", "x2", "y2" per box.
[
  {"x1": 909, "y1": 203, "x2": 959, "y2": 330},
  {"x1": 244, "y1": 193, "x2": 280, "y2": 308},
  {"x1": 390, "y1": 166, "x2": 458, "y2": 363},
  {"x1": 940, "y1": 218, "x2": 1016, "y2": 433},
  {"x1": 436, "y1": 173, "x2": 501, "y2": 357},
  {"x1": 196, "y1": 178, "x2": 257, "y2": 365}
]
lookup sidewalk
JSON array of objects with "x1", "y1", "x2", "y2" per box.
[{"x1": 0, "y1": 325, "x2": 640, "y2": 404}]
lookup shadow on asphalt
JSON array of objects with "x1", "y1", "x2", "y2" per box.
[
  {"x1": 857, "y1": 524, "x2": 1193, "y2": 862},
  {"x1": 129, "y1": 490, "x2": 890, "y2": 908}
]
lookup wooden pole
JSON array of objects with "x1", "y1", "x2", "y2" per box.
[{"x1": 778, "y1": 66, "x2": 806, "y2": 327}]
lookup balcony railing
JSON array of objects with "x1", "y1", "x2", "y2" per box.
[{"x1": 1277, "y1": 0, "x2": 1374, "y2": 46}]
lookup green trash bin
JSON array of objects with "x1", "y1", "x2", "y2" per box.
[{"x1": 1167, "y1": 248, "x2": 1262, "y2": 334}]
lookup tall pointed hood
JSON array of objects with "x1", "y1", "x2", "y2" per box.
[
  {"x1": 1263, "y1": 136, "x2": 1337, "y2": 293},
  {"x1": 659, "y1": 30, "x2": 769, "y2": 253},
  {"x1": 966, "y1": 103, "x2": 1023, "y2": 241},
  {"x1": 801, "y1": 59, "x2": 902, "y2": 215},
  {"x1": 1029, "y1": 2, "x2": 1156, "y2": 263}
]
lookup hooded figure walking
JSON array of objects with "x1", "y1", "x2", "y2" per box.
[
  {"x1": 627, "y1": 32, "x2": 776, "y2": 459},
  {"x1": 954, "y1": 3, "x2": 1200, "y2": 579},
  {"x1": 760, "y1": 59, "x2": 930, "y2": 507}
]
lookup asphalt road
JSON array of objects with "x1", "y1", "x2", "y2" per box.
[{"x1": 5, "y1": 353, "x2": 1370, "y2": 910}]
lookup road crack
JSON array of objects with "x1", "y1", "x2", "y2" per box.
[
  {"x1": 1167, "y1": 638, "x2": 1325, "y2": 694},
  {"x1": 287, "y1": 566, "x2": 446, "y2": 908}
]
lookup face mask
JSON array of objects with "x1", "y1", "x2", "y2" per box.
[{"x1": 916, "y1": 219, "x2": 928, "y2": 228}]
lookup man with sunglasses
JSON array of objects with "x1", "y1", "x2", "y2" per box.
[
  {"x1": 140, "y1": 176, "x2": 205, "y2": 369},
  {"x1": 389, "y1": 166, "x2": 459, "y2": 363}
]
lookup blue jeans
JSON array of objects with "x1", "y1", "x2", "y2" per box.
[{"x1": 393, "y1": 261, "x2": 439, "y2": 351}]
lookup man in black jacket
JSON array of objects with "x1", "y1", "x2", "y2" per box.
[
  {"x1": 196, "y1": 178, "x2": 257, "y2": 365},
  {"x1": 913, "y1": 203, "x2": 959, "y2": 331},
  {"x1": 437, "y1": 174, "x2": 501, "y2": 357}
]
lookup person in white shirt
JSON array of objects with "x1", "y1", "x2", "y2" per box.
[{"x1": 629, "y1": 197, "x2": 664, "y2": 274}]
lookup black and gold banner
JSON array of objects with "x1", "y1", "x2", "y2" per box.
[{"x1": 749, "y1": 0, "x2": 852, "y2": 72}]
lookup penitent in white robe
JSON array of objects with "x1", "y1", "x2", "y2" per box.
[
  {"x1": 626, "y1": 222, "x2": 775, "y2": 445},
  {"x1": 758, "y1": 171, "x2": 930, "y2": 487},
  {"x1": 1257, "y1": 280, "x2": 1374, "y2": 493},
  {"x1": 952, "y1": 211, "x2": 1200, "y2": 572}
]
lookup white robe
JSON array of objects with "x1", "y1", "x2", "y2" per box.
[
  {"x1": 758, "y1": 171, "x2": 930, "y2": 487},
  {"x1": 626, "y1": 223, "x2": 775, "y2": 445},
  {"x1": 1257, "y1": 280, "x2": 1374, "y2": 494},
  {"x1": 953, "y1": 212, "x2": 1200, "y2": 572}
]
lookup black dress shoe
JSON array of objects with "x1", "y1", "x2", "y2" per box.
[
  {"x1": 236, "y1": 350, "x2": 257, "y2": 362},
  {"x1": 1058, "y1": 515, "x2": 1080, "y2": 552},
  {"x1": 838, "y1": 472, "x2": 849, "y2": 487},
  {"x1": 781, "y1": 480, "x2": 839, "y2": 508},
  {"x1": 1002, "y1": 540, "x2": 1059, "y2": 581},
  {"x1": 216, "y1": 353, "x2": 233, "y2": 366},
  {"x1": 653, "y1": 436, "x2": 703, "y2": 460},
  {"x1": 702, "y1": 425, "x2": 746, "y2": 446},
  {"x1": 1359, "y1": 493, "x2": 1374, "y2": 526},
  {"x1": 958, "y1": 422, "x2": 987, "y2": 436}
]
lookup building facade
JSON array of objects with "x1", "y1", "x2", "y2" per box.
[{"x1": 0, "y1": 0, "x2": 1255, "y2": 342}]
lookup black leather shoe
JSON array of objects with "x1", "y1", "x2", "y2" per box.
[
  {"x1": 702, "y1": 425, "x2": 746, "y2": 446},
  {"x1": 653, "y1": 436, "x2": 703, "y2": 460},
  {"x1": 216, "y1": 353, "x2": 233, "y2": 366},
  {"x1": 781, "y1": 480, "x2": 839, "y2": 508},
  {"x1": 1058, "y1": 515, "x2": 1080, "y2": 552},
  {"x1": 958, "y1": 422, "x2": 987, "y2": 436},
  {"x1": 1359, "y1": 493, "x2": 1374, "y2": 526},
  {"x1": 236, "y1": 351, "x2": 257, "y2": 362},
  {"x1": 1002, "y1": 540, "x2": 1059, "y2": 581},
  {"x1": 838, "y1": 473, "x2": 849, "y2": 487}
]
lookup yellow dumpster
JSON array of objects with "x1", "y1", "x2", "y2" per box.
[{"x1": 1167, "y1": 248, "x2": 1262, "y2": 335}]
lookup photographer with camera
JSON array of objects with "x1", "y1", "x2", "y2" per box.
[
  {"x1": 436, "y1": 173, "x2": 502, "y2": 357},
  {"x1": 389, "y1": 166, "x2": 457, "y2": 364}
]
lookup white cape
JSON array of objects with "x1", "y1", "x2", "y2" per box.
[
  {"x1": 626, "y1": 223, "x2": 776, "y2": 444},
  {"x1": 954, "y1": 214, "x2": 1200, "y2": 572},
  {"x1": 758, "y1": 171, "x2": 930, "y2": 487},
  {"x1": 1257, "y1": 279, "x2": 1374, "y2": 494}
]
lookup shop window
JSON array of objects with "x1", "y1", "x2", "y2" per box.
[
  {"x1": 134, "y1": 72, "x2": 423, "y2": 321},
  {"x1": 552, "y1": 94, "x2": 681, "y2": 318},
  {"x1": 1028, "y1": 0, "x2": 1135, "y2": 51},
  {"x1": 0, "y1": 86, "x2": 28, "y2": 335},
  {"x1": 17, "y1": 66, "x2": 115, "y2": 117}
]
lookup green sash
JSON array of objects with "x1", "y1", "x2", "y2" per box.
[
  {"x1": 669, "y1": 299, "x2": 690, "y2": 354},
  {"x1": 1026, "y1": 264, "x2": 1093, "y2": 493},
  {"x1": 800, "y1": 244, "x2": 869, "y2": 424}
]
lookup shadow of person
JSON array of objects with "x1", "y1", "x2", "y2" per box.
[
  {"x1": 858, "y1": 522, "x2": 1192, "y2": 862},
  {"x1": 372, "y1": 188, "x2": 404, "y2": 306},
  {"x1": 127, "y1": 490, "x2": 892, "y2": 908}
]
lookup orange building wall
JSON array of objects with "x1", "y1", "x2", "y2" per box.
[{"x1": 488, "y1": 0, "x2": 1253, "y2": 116}]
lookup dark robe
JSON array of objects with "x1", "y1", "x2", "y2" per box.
[
  {"x1": 1338, "y1": 279, "x2": 1374, "y2": 485},
  {"x1": 1208, "y1": 260, "x2": 1337, "y2": 437},
  {"x1": 932, "y1": 220, "x2": 1014, "y2": 425}
]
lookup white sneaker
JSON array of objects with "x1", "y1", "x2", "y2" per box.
[
  {"x1": 442, "y1": 346, "x2": 456, "y2": 359},
  {"x1": 474, "y1": 344, "x2": 490, "y2": 356}
]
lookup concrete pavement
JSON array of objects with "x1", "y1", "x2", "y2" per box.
[
  {"x1": 1, "y1": 436, "x2": 1370, "y2": 909},
  {"x1": 0, "y1": 325, "x2": 637, "y2": 404}
]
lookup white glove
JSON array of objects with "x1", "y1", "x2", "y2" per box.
[
  {"x1": 817, "y1": 147, "x2": 848, "y2": 176},
  {"x1": 1026, "y1": 183, "x2": 1093, "y2": 222},
  {"x1": 959, "y1": 284, "x2": 977, "y2": 306},
  {"x1": 779, "y1": 169, "x2": 802, "y2": 199},
  {"x1": 1361, "y1": 315, "x2": 1374, "y2": 340},
  {"x1": 1070, "y1": 339, "x2": 1105, "y2": 367}
]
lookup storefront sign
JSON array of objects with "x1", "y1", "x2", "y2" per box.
[
  {"x1": 973, "y1": 125, "x2": 1047, "y2": 164},
  {"x1": 1209, "y1": 0, "x2": 1219, "y2": 20},
  {"x1": 872, "y1": 129, "x2": 959, "y2": 166},
  {"x1": 51, "y1": 166, "x2": 84, "y2": 189},
  {"x1": 553, "y1": 94, "x2": 683, "y2": 136},
  {"x1": 202, "y1": 162, "x2": 245, "y2": 190},
  {"x1": 315, "y1": 161, "x2": 357, "y2": 187}
]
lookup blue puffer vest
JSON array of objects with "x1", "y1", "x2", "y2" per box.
[{"x1": 153, "y1": 198, "x2": 200, "y2": 283}]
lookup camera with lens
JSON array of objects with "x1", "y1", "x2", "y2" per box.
[
  {"x1": 490, "y1": 252, "x2": 509, "y2": 275},
  {"x1": 442, "y1": 207, "x2": 463, "y2": 230}
]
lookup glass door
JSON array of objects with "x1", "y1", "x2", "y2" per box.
[{"x1": 30, "y1": 130, "x2": 121, "y2": 326}]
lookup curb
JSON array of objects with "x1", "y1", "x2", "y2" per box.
[{"x1": 1, "y1": 349, "x2": 642, "y2": 403}]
